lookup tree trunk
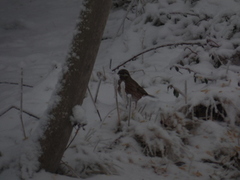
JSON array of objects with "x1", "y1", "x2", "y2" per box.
[{"x1": 38, "y1": 0, "x2": 111, "y2": 173}]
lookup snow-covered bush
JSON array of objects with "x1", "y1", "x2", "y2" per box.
[
  {"x1": 87, "y1": 0, "x2": 240, "y2": 178},
  {"x1": 1, "y1": 0, "x2": 240, "y2": 179}
]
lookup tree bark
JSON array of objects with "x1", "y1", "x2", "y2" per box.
[{"x1": 38, "y1": 0, "x2": 111, "y2": 173}]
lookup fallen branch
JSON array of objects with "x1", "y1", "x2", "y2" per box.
[{"x1": 112, "y1": 41, "x2": 205, "y2": 71}]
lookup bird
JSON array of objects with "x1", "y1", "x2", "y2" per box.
[{"x1": 117, "y1": 69, "x2": 154, "y2": 102}]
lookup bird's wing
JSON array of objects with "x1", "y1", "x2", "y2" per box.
[
  {"x1": 136, "y1": 85, "x2": 148, "y2": 95},
  {"x1": 124, "y1": 78, "x2": 148, "y2": 101}
]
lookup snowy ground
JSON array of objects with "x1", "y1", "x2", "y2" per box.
[{"x1": 1, "y1": 0, "x2": 240, "y2": 179}]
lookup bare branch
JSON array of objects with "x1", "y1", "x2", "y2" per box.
[
  {"x1": 0, "y1": 81, "x2": 33, "y2": 88},
  {"x1": 184, "y1": 47, "x2": 198, "y2": 55},
  {"x1": 171, "y1": 65, "x2": 197, "y2": 74},
  {"x1": 88, "y1": 87, "x2": 103, "y2": 122},
  {"x1": 114, "y1": 79, "x2": 121, "y2": 129},
  {"x1": 65, "y1": 125, "x2": 81, "y2": 150},
  {"x1": 169, "y1": 12, "x2": 200, "y2": 18},
  {"x1": 112, "y1": 41, "x2": 205, "y2": 71},
  {"x1": 20, "y1": 68, "x2": 27, "y2": 139},
  {"x1": 0, "y1": 105, "x2": 39, "y2": 119},
  {"x1": 207, "y1": 39, "x2": 220, "y2": 48}
]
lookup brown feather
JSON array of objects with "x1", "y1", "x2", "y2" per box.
[{"x1": 117, "y1": 69, "x2": 150, "y2": 102}]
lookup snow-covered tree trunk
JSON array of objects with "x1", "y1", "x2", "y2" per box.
[{"x1": 38, "y1": 0, "x2": 111, "y2": 173}]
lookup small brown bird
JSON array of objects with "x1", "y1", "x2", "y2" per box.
[{"x1": 117, "y1": 69, "x2": 153, "y2": 102}]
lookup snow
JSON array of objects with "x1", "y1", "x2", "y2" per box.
[
  {"x1": 1, "y1": 0, "x2": 240, "y2": 179},
  {"x1": 71, "y1": 105, "x2": 87, "y2": 126}
]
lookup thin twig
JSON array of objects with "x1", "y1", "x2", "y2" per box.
[
  {"x1": 108, "y1": 135, "x2": 124, "y2": 149},
  {"x1": 94, "y1": 80, "x2": 102, "y2": 103},
  {"x1": 20, "y1": 68, "x2": 27, "y2": 139},
  {"x1": 128, "y1": 95, "x2": 132, "y2": 126},
  {"x1": 114, "y1": 80, "x2": 121, "y2": 127},
  {"x1": 169, "y1": 12, "x2": 200, "y2": 18},
  {"x1": 94, "y1": 71, "x2": 105, "y2": 103},
  {"x1": 184, "y1": 80, "x2": 187, "y2": 104},
  {"x1": 0, "y1": 81, "x2": 33, "y2": 88},
  {"x1": 65, "y1": 125, "x2": 81, "y2": 150},
  {"x1": 168, "y1": 84, "x2": 186, "y2": 98},
  {"x1": 207, "y1": 39, "x2": 220, "y2": 47},
  {"x1": 0, "y1": 106, "x2": 39, "y2": 119},
  {"x1": 100, "y1": 108, "x2": 117, "y2": 127},
  {"x1": 195, "y1": 15, "x2": 212, "y2": 26},
  {"x1": 171, "y1": 65, "x2": 197, "y2": 74},
  {"x1": 115, "y1": 0, "x2": 135, "y2": 37},
  {"x1": 109, "y1": 59, "x2": 112, "y2": 69},
  {"x1": 88, "y1": 87, "x2": 103, "y2": 122},
  {"x1": 60, "y1": 160, "x2": 81, "y2": 178},
  {"x1": 138, "y1": 104, "x2": 147, "y2": 114},
  {"x1": 184, "y1": 47, "x2": 198, "y2": 55},
  {"x1": 112, "y1": 41, "x2": 205, "y2": 71}
]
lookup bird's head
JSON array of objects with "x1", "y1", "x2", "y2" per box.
[{"x1": 117, "y1": 69, "x2": 131, "y2": 80}]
